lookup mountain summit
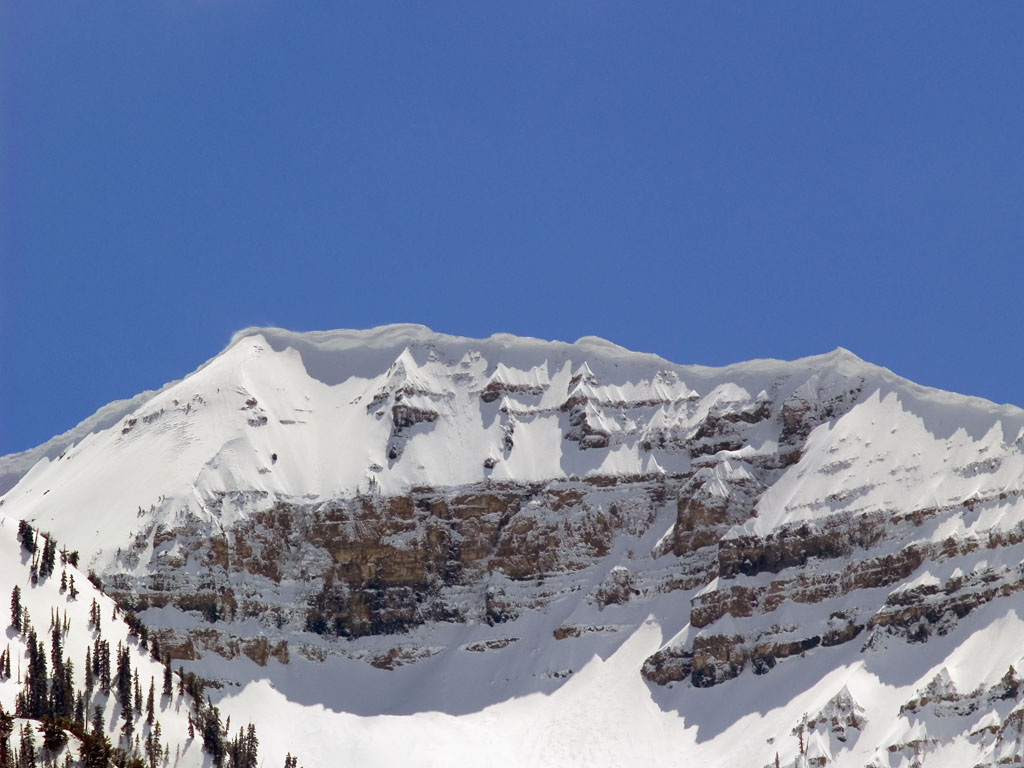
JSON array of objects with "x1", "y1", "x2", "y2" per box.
[{"x1": 3, "y1": 326, "x2": 1024, "y2": 767}]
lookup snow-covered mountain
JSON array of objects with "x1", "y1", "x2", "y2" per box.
[{"x1": 3, "y1": 325, "x2": 1024, "y2": 767}]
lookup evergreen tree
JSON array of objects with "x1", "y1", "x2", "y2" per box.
[
  {"x1": 9, "y1": 588, "x2": 20, "y2": 634},
  {"x1": 120, "y1": 713, "x2": 133, "y2": 752},
  {"x1": 18, "y1": 723, "x2": 36, "y2": 768},
  {"x1": 79, "y1": 731, "x2": 113, "y2": 768},
  {"x1": 116, "y1": 644, "x2": 132, "y2": 718},
  {"x1": 22, "y1": 632, "x2": 49, "y2": 719},
  {"x1": 41, "y1": 719, "x2": 67, "y2": 756},
  {"x1": 200, "y1": 703, "x2": 224, "y2": 768},
  {"x1": 133, "y1": 670, "x2": 142, "y2": 718},
  {"x1": 0, "y1": 704, "x2": 13, "y2": 768},
  {"x1": 39, "y1": 537, "x2": 56, "y2": 580},
  {"x1": 50, "y1": 626, "x2": 63, "y2": 674},
  {"x1": 243, "y1": 723, "x2": 259, "y2": 768},
  {"x1": 17, "y1": 521, "x2": 36, "y2": 554},
  {"x1": 162, "y1": 656, "x2": 172, "y2": 699},
  {"x1": 145, "y1": 679, "x2": 154, "y2": 726},
  {"x1": 91, "y1": 706, "x2": 104, "y2": 736},
  {"x1": 84, "y1": 648, "x2": 93, "y2": 693},
  {"x1": 88, "y1": 600, "x2": 99, "y2": 633}
]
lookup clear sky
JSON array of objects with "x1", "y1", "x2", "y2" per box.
[{"x1": 2, "y1": 3, "x2": 1023, "y2": 456}]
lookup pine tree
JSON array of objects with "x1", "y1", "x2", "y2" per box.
[
  {"x1": 39, "y1": 536, "x2": 55, "y2": 581},
  {"x1": 121, "y1": 711, "x2": 134, "y2": 751},
  {"x1": 19, "y1": 723, "x2": 36, "y2": 768},
  {"x1": 23, "y1": 632, "x2": 49, "y2": 719},
  {"x1": 9, "y1": 588, "x2": 20, "y2": 634},
  {"x1": 41, "y1": 718, "x2": 67, "y2": 755},
  {"x1": 91, "y1": 706, "x2": 104, "y2": 736},
  {"x1": 17, "y1": 521, "x2": 36, "y2": 554},
  {"x1": 88, "y1": 600, "x2": 99, "y2": 633},
  {"x1": 146, "y1": 678, "x2": 154, "y2": 726},
  {"x1": 84, "y1": 648, "x2": 93, "y2": 693},
  {"x1": 243, "y1": 723, "x2": 259, "y2": 768},
  {"x1": 116, "y1": 644, "x2": 132, "y2": 718},
  {"x1": 162, "y1": 656, "x2": 172, "y2": 698},
  {"x1": 201, "y1": 703, "x2": 224, "y2": 768},
  {"x1": 133, "y1": 670, "x2": 142, "y2": 717},
  {"x1": 79, "y1": 730, "x2": 113, "y2": 768},
  {"x1": 0, "y1": 704, "x2": 13, "y2": 768}
]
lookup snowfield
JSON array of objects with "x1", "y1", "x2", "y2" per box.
[{"x1": 3, "y1": 325, "x2": 1024, "y2": 767}]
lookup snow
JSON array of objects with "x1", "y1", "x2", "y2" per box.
[
  {"x1": 3, "y1": 325, "x2": 1024, "y2": 767},
  {"x1": 0, "y1": 515, "x2": 208, "y2": 766}
]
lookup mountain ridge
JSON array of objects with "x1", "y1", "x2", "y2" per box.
[{"x1": 3, "y1": 326, "x2": 1024, "y2": 767}]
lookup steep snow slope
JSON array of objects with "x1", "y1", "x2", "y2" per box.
[
  {"x1": 3, "y1": 325, "x2": 1024, "y2": 767},
  {"x1": 0, "y1": 515, "x2": 214, "y2": 767},
  {"x1": 6, "y1": 325, "x2": 994, "y2": 570}
]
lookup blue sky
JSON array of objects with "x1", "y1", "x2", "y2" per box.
[{"x1": 2, "y1": 3, "x2": 1023, "y2": 456}]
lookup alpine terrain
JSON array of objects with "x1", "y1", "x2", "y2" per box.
[{"x1": 3, "y1": 325, "x2": 1024, "y2": 767}]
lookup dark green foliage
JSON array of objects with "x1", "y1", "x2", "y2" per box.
[
  {"x1": 226, "y1": 723, "x2": 259, "y2": 768},
  {"x1": 0, "y1": 704, "x2": 14, "y2": 768},
  {"x1": 133, "y1": 670, "x2": 142, "y2": 717},
  {"x1": 84, "y1": 647, "x2": 93, "y2": 693},
  {"x1": 146, "y1": 678, "x2": 155, "y2": 725},
  {"x1": 91, "y1": 705, "x2": 104, "y2": 736},
  {"x1": 144, "y1": 722, "x2": 161, "y2": 768},
  {"x1": 18, "y1": 632, "x2": 48, "y2": 719},
  {"x1": 10, "y1": 588, "x2": 21, "y2": 633},
  {"x1": 116, "y1": 643, "x2": 133, "y2": 718},
  {"x1": 19, "y1": 723, "x2": 36, "y2": 768},
  {"x1": 79, "y1": 729, "x2": 114, "y2": 768},
  {"x1": 58, "y1": 548, "x2": 79, "y2": 568},
  {"x1": 162, "y1": 656, "x2": 172, "y2": 698},
  {"x1": 17, "y1": 521, "x2": 36, "y2": 554},
  {"x1": 40, "y1": 718, "x2": 67, "y2": 755},
  {"x1": 39, "y1": 537, "x2": 57, "y2": 581},
  {"x1": 201, "y1": 701, "x2": 224, "y2": 768}
]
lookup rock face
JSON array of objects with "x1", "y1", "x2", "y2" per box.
[{"x1": 4, "y1": 326, "x2": 1024, "y2": 767}]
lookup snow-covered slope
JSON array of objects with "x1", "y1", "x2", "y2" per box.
[
  {"x1": 3, "y1": 325, "x2": 1024, "y2": 767},
  {"x1": 0, "y1": 515, "x2": 246, "y2": 767}
]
